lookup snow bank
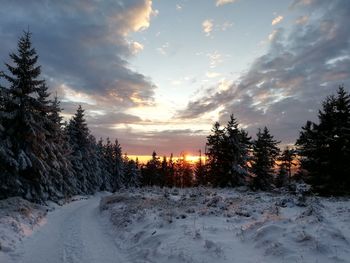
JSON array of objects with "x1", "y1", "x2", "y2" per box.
[
  {"x1": 0, "y1": 194, "x2": 88, "y2": 255},
  {"x1": 0, "y1": 197, "x2": 48, "y2": 253},
  {"x1": 101, "y1": 187, "x2": 350, "y2": 263}
]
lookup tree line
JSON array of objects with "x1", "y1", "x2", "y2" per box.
[
  {"x1": 140, "y1": 86, "x2": 350, "y2": 196},
  {"x1": 1, "y1": 32, "x2": 349, "y2": 201},
  {"x1": 0, "y1": 32, "x2": 139, "y2": 201}
]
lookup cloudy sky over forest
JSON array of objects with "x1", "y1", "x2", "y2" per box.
[{"x1": 0, "y1": 0, "x2": 349, "y2": 155}]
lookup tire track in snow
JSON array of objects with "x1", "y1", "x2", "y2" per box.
[{"x1": 5, "y1": 194, "x2": 124, "y2": 263}]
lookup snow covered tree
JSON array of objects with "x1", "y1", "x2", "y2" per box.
[
  {"x1": 251, "y1": 127, "x2": 280, "y2": 191},
  {"x1": 0, "y1": 31, "x2": 62, "y2": 200},
  {"x1": 112, "y1": 139, "x2": 124, "y2": 189},
  {"x1": 206, "y1": 115, "x2": 251, "y2": 187},
  {"x1": 296, "y1": 86, "x2": 350, "y2": 195},
  {"x1": 206, "y1": 122, "x2": 225, "y2": 186},
  {"x1": 221, "y1": 115, "x2": 251, "y2": 186},
  {"x1": 123, "y1": 154, "x2": 140, "y2": 188}
]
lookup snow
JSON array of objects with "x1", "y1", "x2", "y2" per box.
[
  {"x1": 0, "y1": 197, "x2": 48, "y2": 254},
  {"x1": 101, "y1": 187, "x2": 350, "y2": 263},
  {"x1": 1, "y1": 188, "x2": 349, "y2": 263},
  {"x1": 0, "y1": 193, "x2": 125, "y2": 263}
]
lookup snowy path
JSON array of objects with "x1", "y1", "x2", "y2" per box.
[{"x1": 4, "y1": 194, "x2": 124, "y2": 263}]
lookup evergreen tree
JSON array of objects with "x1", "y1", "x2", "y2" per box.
[
  {"x1": 206, "y1": 115, "x2": 251, "y2": 187},
  {"x1": 141, "y1": 151, "x2": 161, "y2": 186},
  {"x1": 66, "y1": 105, "x2": 95, "y2": 193},
  {"x1": 174, "y1": 154, "x2": 193, "y2": 188},
  {"x1": 165, "y1": 153, "x2": 175, "y2": 187},
  {"x1": 194, "y1": 150, "x2": 206, "y2": 186},
  {"x1": 113, "y1": 139, "x2": 124, "y2": 189},
  {"x1": 206, "y1": 122, "x2": 225, "y2": 185},
  {"x1": 123, "y1": 154, "x2": 140, "y2": 188},
  {"x1": 160, "y1": 156, "x2": 168, "y2": 187},
  {"x1": 0, "y1": 31, "x2": 63, "y2": 200},
  {"x1": 296, "y1": 86, "x2": 350, "y2": 194},
  {"x1": 222, "y1": 115, "x2": 251, "y2": 186},
  {"x1": 276, "y1": 147, "x2": 296, "y2": 187},
  {"x1": 251, "y1": 127, "x2": 280, "y2": 190}
]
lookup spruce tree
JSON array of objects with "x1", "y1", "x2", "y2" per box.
[
  {"x1": 222, "y1": 114, "x2": 251, "y2": 186},
  {"x1": 0, "y1": 31, "x2": 59, "y2": 200},
  {"x1": 67, "y1": 105, "x2": 91, "y2": 193},
  {"x1": 194, "y1": 150, "x2": 206, "y2": 186},
  {"x1": 206, "y1": 122, "x2": 225, "y2": 186},
  {"x1": 165, "y1": 153, "x2": 175, "y2": 187},
  {"x1": 141, "y1": 151, "x2": 161, "y2": 186},
  {"x1": 123, "y1": 155, "x2": 140, "y2": 188},
  {"x1": 160, "y1": 156, "x2": 168, "y2": 187},
  {"x1": 113, "y1": 139, "x2": 124, "y2": 189},
  {"x1": 296, "y1": 86, "x2": 350, "y2": 194},
  {"x1": 206, "y1": 115, "x2": 251, "y2": 187},
  {"x1": 251, "y1": 127, "x2": 280, "y2": 190},
  {"x1": 276, "y1": 147, "x2": 296, "y2": 187}
]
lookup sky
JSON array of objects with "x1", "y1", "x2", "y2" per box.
[{"x1": 0, "y1": 0, "x2": 349, "y2": 156}]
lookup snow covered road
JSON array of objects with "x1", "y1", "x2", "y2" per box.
[{"x1": 3, "y1": 194, "x2": 124, "y2": 263}]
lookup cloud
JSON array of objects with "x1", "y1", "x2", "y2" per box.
[
  {"x1": 202, "y1": 19, "x2": 214, "y2": 36},
  {"x1": 207, "y1": 51, "x2": 224, "y2": 68},
  {"x1": 157, "y1": 42, "x2": 170, "y2": 55},
  {"x1": 272, "y1": 15, "x2": 284, "y2": 26},
  {"x1": 178, "y1": 1, "x2": 350, "y2": 144},
  {"x1": 221, "y1": 21, "x2": 234, "y2": 31},
  {"x1": 216, "y1": 0, "x2": 237, "y2": 7},
  {"x1": 0, "y1": 0, "x2": 156, "y2": 109},
  {"x1": 295, "y1": 15, "x2": 309, "y2": 25},
  {"x1": 206, "y1": 72, "x2": 222, "y2": 78},
  {"x1": 130, "y1": 41, "x2": 144, "y2": 55}
]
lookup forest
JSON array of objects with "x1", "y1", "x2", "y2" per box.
[{"x1": 1, "y1": 32, "x2": 350, "y2": 202}]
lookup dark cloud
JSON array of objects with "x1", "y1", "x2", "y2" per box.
[
  {"x1": 0, "y1": 0, "x2": 155, "y2": 108},
  {"x1": 178, "y1": 0, "x2": 350, "y2": 143}
]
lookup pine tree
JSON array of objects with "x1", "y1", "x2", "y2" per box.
[
  {"x1": 206, "y1": 122, "x2": 225, "y2": 186},
  {"x1": 123, "y1": 154, "x2": 140, "y2": 188},
  {"x1": 66, "y1": 105, "x2": 91, "y2": 193},
  {"x1": 37, "y1": 82, "x2": 51, "y2": 117},
  {"x1": 174, "y1": 154, "x2": 193, "y2": 188},
  {"x1": 0, "y1": 31, "x2": 60, "y2": 200},
  {"x1": 296, "y1": 86, "x2": 350, "y2": 194},
  {"x1": 276, "y1": 147, "x2": 296, "y2": 187},
  {"x1": 194, "y1": 150, "x2": 206, "y2": 186},
  {"x1": 165, "y1": 153, "x2": 175, "y2": 187},
  {"x1": 251, "y1": 127, "x2": 280, "y2": 190},
  {"x1": 222, "y1": 114, "x2": 251, "y2": 186},
  {"x1": 206, "y1": 115, "x2": 251, "y2": 187},
  {"x1": 113, "y1": 139, "x2": 124, "y2": 189},
  {"x1": 141, "y1": 151, "x2": 161, "y2": 186},
  {"x1": 160, "y1": 156, "x2": 168, "y2": 187}
]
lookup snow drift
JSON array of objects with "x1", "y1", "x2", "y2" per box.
[{"x1": 101, "y1": 187, "x2": 350, "y2": 263}]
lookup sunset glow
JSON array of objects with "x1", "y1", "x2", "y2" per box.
[
  {"x1": 128, "y1": 154, "x2": 206, "y2": 164},
  {"x1": 0, "y1": 0, "x2": 349, "y2": 156}
]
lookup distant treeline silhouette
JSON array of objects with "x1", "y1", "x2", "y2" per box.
[{"x1": 1, "y1": 32, "x2": 349, "y2": 201}]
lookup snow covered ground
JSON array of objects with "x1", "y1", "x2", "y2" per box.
[
  {"x1": 0, "y1": 193, "x2": 123, "y2": 263},
  {"x1": 0, "y1": 197, "x2": 48, "y2": 254},
  {"x1": 0, "y1": 188, "x2": 349, "y2": 263},
  {"x1": 101, "y1": 187, "x2": 350, "y2": 263}
]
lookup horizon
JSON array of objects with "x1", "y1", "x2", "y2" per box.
[{"x1": 0, "y1": 0, "x2": 349, "y2": 156}]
